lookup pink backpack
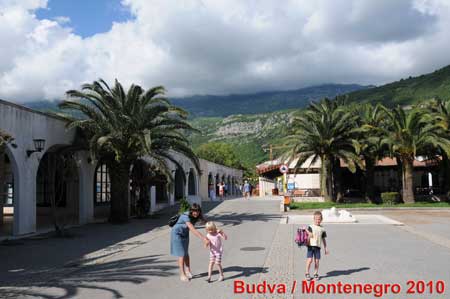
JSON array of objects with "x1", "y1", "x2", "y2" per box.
[{"x1": 295, "y1": 227, "x2": 309, "y2": 247}]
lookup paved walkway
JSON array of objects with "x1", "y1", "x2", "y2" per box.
[{"x1": 1, "y1": 197, "x2": 449, "y2": 299}]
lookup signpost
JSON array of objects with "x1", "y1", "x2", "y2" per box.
[
  {"x1": 279, "y1": 164, "x2": 288, "y2": 174},
  {"x1": 279, "y1": 164, "x2": 288, "y2": 193}
]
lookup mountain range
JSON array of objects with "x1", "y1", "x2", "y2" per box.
[
  {"x1": 17, "y1": 63, "x2": 450, "y2": 174},
  {"x1": 170, "y1": 84, "x2": 368, "y2": 117},
  {"x1": 22, "y1": 83, "x2": 368, "y2": 118}
]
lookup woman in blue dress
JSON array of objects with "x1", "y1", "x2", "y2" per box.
[{"x1": 171, "y1": 203, "x2": 209, "y2": 281}]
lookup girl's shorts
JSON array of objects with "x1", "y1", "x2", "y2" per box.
[
  {"x1": 210, "y1": 253, "x2": 222, "y2": 264},
  {"x1": 306, "y1": 246, "x2": 321, "y2": 259}
]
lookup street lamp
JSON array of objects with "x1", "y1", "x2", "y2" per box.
[{"x1": 27, "y1": 139, "x2": 45, "y2": 157}]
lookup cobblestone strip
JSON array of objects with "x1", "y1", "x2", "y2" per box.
[{"x1": 254, "y1": 223, "x2": 295, "y2": 299}]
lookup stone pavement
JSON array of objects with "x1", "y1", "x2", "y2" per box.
[{"x1": 1, "y1": 198, "x2": 450, "y2": 299}]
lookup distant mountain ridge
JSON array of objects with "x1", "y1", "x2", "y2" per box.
[
  {"x1": 171, "y1": 84, "x2": 368, "y2": 117},
  {"x1": 22, "y1": 83, "x2": 369, "y2": 117}
]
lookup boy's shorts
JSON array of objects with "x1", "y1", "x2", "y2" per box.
[
  {"x1": 210, "y1": 253, "x2": 222, "y2": 264},
  {"x1": 306, "y1": 246, "x2": 321, "y2": 259}
]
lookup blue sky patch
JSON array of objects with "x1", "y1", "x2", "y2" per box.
[{"x1": 36, "y1": 0, "x2": 134, "y2": 38}]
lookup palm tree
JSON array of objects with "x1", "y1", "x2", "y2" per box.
[
  {"x1": 59, "y1": 79, "x2": 200, "y2": 223},
  {"x1": 380, "y1": 105, "x2": 450, "y2": 203},
  {"x1": 354, "y1": 103, "x2": 387, "y2": 203},
  {"x1": 284, "y1": 98, "x2": 362, "y2": 202},
  {"x1": 425, "y1": 98, "x2": 450, "y2": 194}
]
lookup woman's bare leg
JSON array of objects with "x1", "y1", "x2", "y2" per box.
[
  {"x1": 184, "y1": 255, "x2": 191, "y2": 270},
  {"x1": 178, "y1": 257, "x2": 187, "y2": 279}
]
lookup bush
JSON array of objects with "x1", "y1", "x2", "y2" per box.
[
  {"x1": 179, "y1": 198, "x2": 191, "y2": 213},
  {"x1": 381, "y1": 192, "x2": 399, "y2": 205}
]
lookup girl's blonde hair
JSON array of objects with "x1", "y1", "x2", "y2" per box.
[{"x1": 205, "y1": 221, "x2": 217, "y2": 233}]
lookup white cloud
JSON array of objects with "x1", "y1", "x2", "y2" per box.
[
  {"x1": 0, "y1": 0, "x2": 449, "y2": 102},
  {"x1": 53, "y1": 16, "x2": 70, "y2": 24}
]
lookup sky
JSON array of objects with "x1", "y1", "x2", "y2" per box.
[{"x1": 0, "y1": 0, "x2": 450, "y2": 102}]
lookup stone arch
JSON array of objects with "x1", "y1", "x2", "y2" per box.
[
  {"x1": 130, "y1": 159, "x2": 152, "y2": 216},
  {"x1": 174, "y1": 166, "x2": 185, "y2": 201},
  {"x1": 36, "y1": 146, "x2": 80, "y2": 230},
  {"x1": 0, "y1": 145, "x2": 19, "y2": 236},
  {"x1": 188, "y1": 168, "x2": 196, "y2": 196},
  {"x1": 208, "y1": 173, "x2": 214, "y2": 199},
  {"x1": 215, "y1": 173, "x2": 220, "y2": 196}
]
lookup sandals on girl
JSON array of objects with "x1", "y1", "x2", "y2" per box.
[
  {"x1": 313, "y1": 274, "x2": 319, "y2": 281},
  {"x1": 304, "y1": 273, "x2": 311, "y2": 281}
]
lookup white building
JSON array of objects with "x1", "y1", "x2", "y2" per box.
[
  {"x1": 257, "y1": 156, "x2": 321, "y2": 197},
  {"x1": 0, "y1": 99, "x2": 243, "y2": 237},
  {"x1": 257, "y1": 155, "x2": 442, "y2": 198}
]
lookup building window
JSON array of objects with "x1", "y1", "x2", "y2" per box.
[
  {"x1": 95, "y1": 164, "x2": 111, "y2": 204},
  {"x1": 5, "y1": 182, "x2": 13, "y2": 206}
]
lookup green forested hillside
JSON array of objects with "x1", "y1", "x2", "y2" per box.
[
  {"x1": 346, "y1": 65, "x2": 450, "y2": 105},
  {"x1": 189, "y1": 110, "x2": 296, "y2": 175}
]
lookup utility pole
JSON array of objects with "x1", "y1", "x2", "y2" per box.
[{"x1": 263, "y1": 144, "x2": 291, "y2": 161}]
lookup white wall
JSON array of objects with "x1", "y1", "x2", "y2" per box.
[{"x1": 288, "y1": 173, "x2": 320, "y2": 189}]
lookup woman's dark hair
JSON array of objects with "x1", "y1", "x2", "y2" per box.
[{"x1": 189, "y1": 203, "x2": 205, "y2": 224}]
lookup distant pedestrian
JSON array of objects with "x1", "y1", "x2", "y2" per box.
[
  {"x1": 304, "y1": 211, "x2": 329, "y2": 281},
  {"x1": 218, "y1": 182, "x2": 225, "y2": 200},
  {"x1": 209, "y1": 184, "x2": 216, "y2": 201},
  {"x1": 205, "y1": 221, "x2": 228, "y2": 282},
  {"x1": 170, "y1": 204, "x2": 209, "y2": 282},
  {"x1": 243, "y1": 180, "x2": 251, "y2": 199}
]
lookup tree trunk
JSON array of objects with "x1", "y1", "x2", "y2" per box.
[
  {"x1": 321, "y1": 156, "x2": 333, "y2": 202},
  {"x1": 441, "y1": 154, "x2": 450, "y2": 195},
  {"x1": 109, "y1": 160, "x2": 131, "y2": 223},
  {"x1": 364, "y1": 158, "x2": 376, "y2": 203},
  {"x1": 401, "y1": 157, "x2": 415, "y2": 203},
  {"x1": 333, "y1": 159, "x2": 343, "y2": 203}
]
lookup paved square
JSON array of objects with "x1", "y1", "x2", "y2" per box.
[{"x1": 1, "y1": 199, "x2": 449, "y2": 299}]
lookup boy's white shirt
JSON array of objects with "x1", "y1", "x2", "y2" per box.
[{"x1": 309, "y1": 224, "x2": 326, "y2": 248}]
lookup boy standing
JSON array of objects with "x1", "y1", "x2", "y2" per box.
[{"x1": 305, "y1": 211, "x2": 329, "y2": 281}]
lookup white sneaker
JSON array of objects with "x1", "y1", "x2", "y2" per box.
[{"x1": 185, "y1": 272, "x2": 193, "y2": 279}]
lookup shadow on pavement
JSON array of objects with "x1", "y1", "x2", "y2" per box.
[
  {"x1": 323, "y1": 267, "x2": 370, "y2": 278},
  {"x1": 193, "y1": 266, "x2": 268, "y2": 281},
  {"x1": 0, "y1": 201, "x2": 226, "y2": 288},
  {"x1": 206, "y1": 212, "x2": 280, "y2": 227},
  {"x1": 0, "y1": 254, "x2": 177, "y2": 299}
]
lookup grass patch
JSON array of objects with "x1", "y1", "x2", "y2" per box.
[{"x1": 289, "y1": 201, "x2": 450, "y2": 210}]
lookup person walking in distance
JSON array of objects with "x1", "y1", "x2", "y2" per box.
[{"x1": 243, "y1": 180, "x2": 251, "y2": 199}]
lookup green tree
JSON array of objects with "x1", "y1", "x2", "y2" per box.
[
  {"x1": 425, "y1": 98, "x2": 450, "y2": 193},
  {"x1": 284, "y1": 98, "x2": 362, "y2": 202},
  {"x1": 354, "y1": 103, "x2": 387, "y2": 203},
  {"x1": 380, "y1": 106, "x2": 450, "y2": 203},
  {"x1": 60, "y1": 79, "x2": 199, "y2": 223},
  {"x1": 196, "y1": 142, "x2": 244, "y2": 169}
]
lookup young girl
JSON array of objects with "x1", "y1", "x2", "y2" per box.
[{"x1": 205, "y1": 221, "x2": 228, "y2": 282}]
